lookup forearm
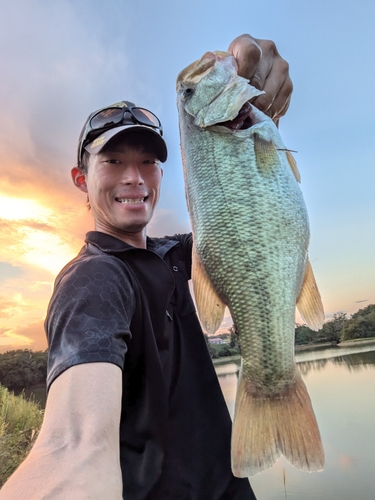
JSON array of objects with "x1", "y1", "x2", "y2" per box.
[
  {"x1": 0, "y1": 432, "x2": 122, "y2": 499},
  {"x1": 0, "y1": 363, "x2": 123, "y2": 499}
]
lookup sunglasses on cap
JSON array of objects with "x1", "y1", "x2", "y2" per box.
[
  {"x1": 90, "y1": 105, "x2": 163, "y2": 133},
  {"x1": 78, "y1": 101, "x2": 165, "y2": 165}
]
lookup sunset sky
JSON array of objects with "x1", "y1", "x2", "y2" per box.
[{"x1": 0, "y1": 0, "x2": 374, "y2": 352}]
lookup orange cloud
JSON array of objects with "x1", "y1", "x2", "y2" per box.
[{"x1": 0, "y1": 320, "x2": 48, "y2": 352}]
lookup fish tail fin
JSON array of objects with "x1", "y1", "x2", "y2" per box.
[{"x1": 231, "y1": 369, "x2": 324, "y2": 477}]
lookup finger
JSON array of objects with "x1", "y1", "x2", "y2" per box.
[
  {"x1": 249, "y1": 39, "x2": 277, "y2": 90},
  {"x1": 269, "y1": 78, "x2": 293, "y2": 120},
  {"x1": 251, "y1": 47, "x2": 292, "y2": 118},
  {"x1": 252, "y1": 70, "x2": 291, "y2": 117},
  {"x1": 227, "y1": 34, "x2": 262, "y2": 80}
]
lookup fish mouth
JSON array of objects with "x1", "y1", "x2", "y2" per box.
[{"x1": 218, "y1": 102, "x2": 253, "y2": 130}]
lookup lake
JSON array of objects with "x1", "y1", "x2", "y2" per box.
[{"x1": 215, "y1": 343, "x2": 375, "y2": 500}]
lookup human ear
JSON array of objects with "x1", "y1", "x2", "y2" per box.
[{"x1": 71, "y1": 167, "x2": 88, "y2": 193}]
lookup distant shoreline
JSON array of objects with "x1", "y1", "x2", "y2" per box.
[{"x1": 212, "y1": 337, "x2": 375, "y2": 365}]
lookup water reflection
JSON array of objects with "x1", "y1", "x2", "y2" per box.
[
  {"x1": 298, "y1": 350, "x2": 375, "y2": 375},
  {"x1": 215, "y1": 344, "x2": 375, "y2": 378},
  {"x1": 215, "y1": 344, "x2": 375, "y2": 500}
]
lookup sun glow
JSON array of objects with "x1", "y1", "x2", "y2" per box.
[
  {"x1": 0, "y1": 194, "x2": 76, "y2": 275},
  {"x1": 0, "y1": 195, "x2": 51, "y2": 222},
  {"x1": 23, "y1": 229, "x2": 75, "y2": 275}
]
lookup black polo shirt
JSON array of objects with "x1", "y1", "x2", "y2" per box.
[{"x1": 45, "y1": 231, "x2": 256, "y2": 500}]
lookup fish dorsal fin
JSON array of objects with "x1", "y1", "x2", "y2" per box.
[
  {"x1": 286, "y1": 150, "x2": 301, "y2": 183},
  {"x1": 296, "y1": 258, "x2": 324, "y2": 330},
  {"x1": 192, "y1": 245, "x2": 226, "y2": 335}
]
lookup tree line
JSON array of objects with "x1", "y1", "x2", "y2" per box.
[
  {"x1": 295, "y1": 303, "x2": 375, "y2": 345},
  {"x1": 206, "y1": 303, "x2": 375, "y2": 358},
  {"x1": 0, "y1": 303, "x2": 374, "y2": 386}
]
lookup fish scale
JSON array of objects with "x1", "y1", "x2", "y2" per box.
[
  {"x1": 177, "y1": 50, "x2": 325, "y2": 477},
  {"x1": 187, "y1": 127, "x2": 306, "y2": 386}
]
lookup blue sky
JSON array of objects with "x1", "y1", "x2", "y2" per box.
[{"x1": 0, "y1": 0, "x2": 374, "y2": 349}]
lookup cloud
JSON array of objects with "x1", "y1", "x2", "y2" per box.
[
  {"x1": 4, "y1": 320, "x2": 48, "y2": 352},
  {"x1": 0, "y1": 297, "x2": 21, "y2": 318}
]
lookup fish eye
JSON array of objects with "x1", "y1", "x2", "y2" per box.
[{"x1": 183, "y1": 87, "x2": 194, "y2": 99}]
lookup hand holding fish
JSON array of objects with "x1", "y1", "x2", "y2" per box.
[{"x1": 228, "y1": 34, "x2": 293, "y2": 123}]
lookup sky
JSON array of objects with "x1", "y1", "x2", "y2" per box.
[{"x1": 0, "y1": 0, "x2": 374, "y2": 352}]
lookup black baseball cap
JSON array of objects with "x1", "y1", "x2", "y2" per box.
[{"x1": 77, "y1": 100, "x2": 168, "y2": 166}]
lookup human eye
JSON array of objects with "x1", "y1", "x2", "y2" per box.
[
  {"x1": 105, "y1": 158, "x2": 121, "y2": 164},
  {"x1": 142, "y1": 158, "x2": 159, "y2": 165}
]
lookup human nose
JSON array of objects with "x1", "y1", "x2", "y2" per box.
[{"x1": 120, "y1": 164, "x2": 144, "y2": 185}]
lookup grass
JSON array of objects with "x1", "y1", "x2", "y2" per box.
[{"x1": 0, "y1": 384, "x2": 44, "y2": 487}]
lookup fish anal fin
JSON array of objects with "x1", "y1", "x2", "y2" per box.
[
  {"x1": 192, "y1": 246, "x2": 225, "y2": 335},
  {"x1": 286, "y1": 150, "x2": 301, "y2": 183},
  {"x1": 297, "y1": 259, "x2": 325, "y2": 331},
  {"x1": 231, "y1": 369, "x2": 325, "y2": 477}
]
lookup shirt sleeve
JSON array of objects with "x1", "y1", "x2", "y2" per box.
[{"x1": 45, "y1": 254, "x2": 135, "y2": 391}]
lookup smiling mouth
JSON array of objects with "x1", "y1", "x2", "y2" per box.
[{"x1": 115, "y1": 197, "x2": 147, "y2": 205}]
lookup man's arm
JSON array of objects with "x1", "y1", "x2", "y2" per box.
[{"x1": 0, "y1": 362, "x2": 123, "y2": 500}]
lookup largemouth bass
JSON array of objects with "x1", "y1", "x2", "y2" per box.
[{"x1": 176, "y1": 51, "x2": 325, "y2": 477}]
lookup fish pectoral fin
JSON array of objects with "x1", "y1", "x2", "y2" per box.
[
  {"x1": 253, "y1": 134, "x2": 279, "y2": 172},
  {"x1": 286, "y1": 150, "x2": 301, "y2": 183},
  {"x1": 254, "y1": 134, "x2": 301, "y2": 182},
  {"x1": 231, "y1": 370, "x2": 325, "y2": 477},
  {"x1": 296, "y1": 258, "x2": 325, "y2": 331},
  {"x1": 192, "y1": 246, "x2": 225, "y2": 335}
]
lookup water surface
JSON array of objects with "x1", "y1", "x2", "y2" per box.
[{"x1": 216, "y1": 344, "x2": 375, "y2": 500}]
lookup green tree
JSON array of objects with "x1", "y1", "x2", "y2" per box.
[
  {"x1": 228, "y1": 326, "x2": 239, "y2": 349},
  {"x1": 319, "y1": 312, "x2": 347, "y2": 344},
  {"x1": 218, "y1": 345, "x2": 231, "y2": 357},
  {"x1": 351, "y1": 303, "x2": 375, "y2": 320},
  {"x1": 294, "y1": 324, "x2": 315, "y2": 345},
  {"x1": 0, "y1": 350, "x2": 48, "y2": 389},
  {"x1": 341, "y1": 317, "x2": 375, "y2": 341}
]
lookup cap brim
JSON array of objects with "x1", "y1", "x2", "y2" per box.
[{"x1": 84, "y1": 124, "x2": 168, "y2": 162}]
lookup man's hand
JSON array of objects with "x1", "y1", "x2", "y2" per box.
[{"x1": 228, "y1": 34, "x2": 293, "y2": 123}]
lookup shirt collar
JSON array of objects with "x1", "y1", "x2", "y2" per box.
[{"x1": 85, "y1": 231, "x2": 179, "y2": 258}]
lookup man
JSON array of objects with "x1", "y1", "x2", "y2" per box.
[{"x1": 0, "y1": 34, "x2": 292, "y2": 499}]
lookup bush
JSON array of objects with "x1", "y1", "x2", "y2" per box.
[
  {"x1": 0, "y1": 350, "x2": 47, "y2": 390},
  {"x1": 0, "y1": 384, "x2": 43, "y2": 486}
]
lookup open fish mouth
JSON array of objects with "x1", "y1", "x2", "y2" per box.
[{"x1": 219, "y1": 102, "x2": 253, "y2": 130}]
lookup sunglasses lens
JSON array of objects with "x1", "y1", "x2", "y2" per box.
[
  {"x1": 132, "y1": 108, "x2": 160, "y2": 128},
  {"x1": 90, "y1": 108, "x2": 124, "y2": 129}
]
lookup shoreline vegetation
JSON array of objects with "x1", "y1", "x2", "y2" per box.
[
  {"x1": 207, "y1": 303, "x2": 375, "y2": 360},
  {"x1": 0, "y1": 385, "x2": 43, "y2": 487},
  {"x1": 212, "y1": 337, "x2": 375, "y2": 365},
  {"x1": 0, "y1": 303, "x2": 374, "y2": 486}
]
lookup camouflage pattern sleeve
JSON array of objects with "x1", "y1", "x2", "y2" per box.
[{"x1": 45, "y1": 255, "x2": 136, "y2": 391}]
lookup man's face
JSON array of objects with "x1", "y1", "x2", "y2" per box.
[{"x1": 72, "y1": 140, "x2": 163, "y2": 245}]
